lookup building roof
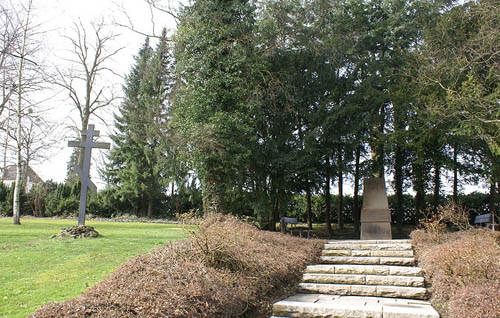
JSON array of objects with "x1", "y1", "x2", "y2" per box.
[{"x1": 2, "y1": 164, "x2": 44, "y2": 184}]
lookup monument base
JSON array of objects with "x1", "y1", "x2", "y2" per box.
[
  {"x1": 360, "y1": 178, "x2": 392, "y2": 240},
  {"x1": 361, "y1": 222, "x2": 392, "y2": 240}
]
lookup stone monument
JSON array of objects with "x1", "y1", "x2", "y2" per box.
[{"x1": 360, "y1": 177, "x2": 392, "y2": 240}]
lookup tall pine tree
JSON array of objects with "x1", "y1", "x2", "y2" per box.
[{"x1": 107, "y1": 30, "x2": 174, "y2": 217}]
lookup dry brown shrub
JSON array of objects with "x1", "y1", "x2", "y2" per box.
[
  {"x1": 31, "y1": 214, "x2": 324, "y2": 318},
  {"x1": 418, "y1": 204, "x2": 472, "y2": 243},
  {"x1": 411, "y1": 228, "x2": 500, "y2": 317},
  {"x1": 448, "y1": 282, "x2": 500, "y2": 318}
]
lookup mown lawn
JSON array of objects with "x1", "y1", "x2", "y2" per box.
[{"x1": 0, "y1": 217, "x2": 191, "y2": 318}]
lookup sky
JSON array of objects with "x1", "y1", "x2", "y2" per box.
[{"x1": 25, "y1": 0, "x2": 179, "y2": 187}]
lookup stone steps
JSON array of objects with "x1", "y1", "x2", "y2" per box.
[
  {"x1": 323, "y1": 249, "x2": 414, "y2": 257},
  {"x1": 303, "y1": 273, "x2": 425, "y2": 287},
  {"x1": 324, "y1": 243, "x2": 413, "y2": 251},
  {"x1": 273, "y1": 294, "x2": 439, "y2": 318},
  {"x1": 320, "y1": 255, "x2": 415, "y2": 266},
  {"x1": 271, "y1": 239, "x2": 440, "y2": 318},
  {"x1": 299, "y1": 283, "x2": 428, "y2": 299},
  {"x1": 305, "y1": 264, "x2": 423, "y2": 277}
]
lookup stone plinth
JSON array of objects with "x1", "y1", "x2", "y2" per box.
[{"x1": 360, "y1": 178, "x2": 392, "y2": 240}]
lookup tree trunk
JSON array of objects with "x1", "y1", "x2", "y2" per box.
[
  {"x1": 271, "y1": 194, "x2": 278, "y2": 232},
  {"x1": 202, "y1": 176, "x2": 220, "y2": 215},
  {"x1": 1, "y1": 109, "x2": 9, "y2": 179},
  {"x1": 23, "y1": 158, "x2": 30, "y2": 193},
  {"x1": 394, "y1": 145, "x2": 404, "y2": 231},
  {"x1": 306, "y1": 187, "x2": 312, "y2": 230},
  {"x1": 453, "y1": 145, "x2": 458, "y2": 203},
  {"x1": 337, "y1": 150, "x2": 344, "y2": 230},
  {"x1": 433, "y1": 162, "x2": 440, "y2": 211},
  {"x1": 13, "y1": 113, "x2": 22, "y2": 224},
  {"x1": 147, "y1": 197, "x2": 153, "y2": 218},
  {"x1": 489, "y1": 181, "x2": 496, "y2": 214},
  {"x1": 353, "y1": 146, "x2": 361, "y2": 235},
  {"x1": 414, "y1": 160, "x2": 426, "y2": 224},
  {"x1": 12, "y1": 6, "x2": 30, "y2": 225},
  {"x1": 370, "y1": 105, "x2": 386, "y2": 178},
  {"x1": 324, "y1": 159, "x2": 334, "y2": 237}
]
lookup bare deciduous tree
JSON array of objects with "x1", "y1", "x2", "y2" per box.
[
  {"x1": 1, "y1": 0, "x2": 50, "y2": 225},
  {"x1": 0, "y1": 4, "x2": 20, "y2": 117},
  {"x1": 55, "y1": 20, "x2": 121, "y2": 168}
]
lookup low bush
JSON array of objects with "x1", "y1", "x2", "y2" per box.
[
  {"x1": 411, "y1": 227, "x2": 500, "y2": 318},
  {"x1": 30, "y1": 215, "x2": 324, "y2": 318}
]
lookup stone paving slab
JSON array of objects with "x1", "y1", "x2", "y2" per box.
[
  {"x1": 324, "y1": 243, "x2": 413, "y2": 251},
  {"x1": 273, "y1": 294, "x2": 439, "y2": 318},
  {"x1": 323, "y1": 249, "x2": 414, "y2": 258},
  {"x1": 320, "y1": 256, "x2": 415, "y2": 266},
  {"x1": 303, "y1": 273, "x2": 424, "y2": 287},
  {"x1": 327, "y1": 240, "x2": 411, "y2": 244},
  {"x1": 299, "y1": 283, "x2": 428, "y2": 299},
  {"x1": 305, "y1": 265, "x2": 423, "y2": 277}
]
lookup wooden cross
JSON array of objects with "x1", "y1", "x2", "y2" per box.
[{"x1": 68, "y1": 124, "x2": 110, "y2": 226}]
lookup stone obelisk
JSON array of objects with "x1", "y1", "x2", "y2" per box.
[{"x1": 360, "y1": 178, "x2": 392, "y2": 240}]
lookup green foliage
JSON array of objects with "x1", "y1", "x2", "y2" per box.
[
  {"x1": 105, "y1": 30, "x2": 178, "y2": 217},
  {"x1": 174, "y1": 0, "x2": 262, "y2": 215},
  {"x1": 420, "y1": 0, "x2": 500, "y2": 154},
  {"x1": 0, "y1": 183, "x2": 13, "y2": 216}
]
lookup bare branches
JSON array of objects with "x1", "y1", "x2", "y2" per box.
[
  {"x1": 112, "y1": 0, "x2": 178, "y2": 40},
  {"x1": 0, "y1": 3, "x2": 22, "y2": 119},
  {"x1": 55, "y1": 20, "x2": 122, "y2": 131}
]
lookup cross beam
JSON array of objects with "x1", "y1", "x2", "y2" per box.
[{"x1": 68, "y1": 124, "x2": 110, "y2": 226}]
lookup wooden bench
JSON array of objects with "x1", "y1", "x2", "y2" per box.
[
  {"x1": 474, "y1": 213, "x2": 499, "y2": 231},
  {"x1": 280, "y1": 217, "x2": 312, "y2": 238}
]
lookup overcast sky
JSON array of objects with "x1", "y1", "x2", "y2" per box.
[{"x1": 27, "y1": 0, "x2": 179, "y2": 186}]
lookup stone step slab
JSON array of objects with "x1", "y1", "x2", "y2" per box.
[
  {"x1": 324, "y1": 243, "x2": 413, "y2": 251},
  {"x1": 306, "y1": 264, "x2": 423, "y2": 277},
  {"x1": 323, "y1": 249, "x2": 414, "y2": 257},
  {"x1": 327, "y1": 240, "x2": 411, "y2": 244},
  {"x1": 303, "y1": 273, "x2": 424, "y2": 287},
  {"x1": 320, "y1": 256, "x2": 415, "y2": 266},
  {"x1": 299, "y1": 283, "x2": 428, "y2": 300},
  {"x1": 273, "y1": 294, "x2": 439, "y2": 318}
]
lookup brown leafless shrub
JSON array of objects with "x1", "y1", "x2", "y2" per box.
[
  {"x1": 175, "y1": 208, "x2": 203, "y2": 225},
  {"x1": 31, "y1": 214, "x2": 324, "y2": 318},
  {"x1": 418, "y1": 203, "x2": 472, "y2": 242},
  {"x1": 438, "y1": 204, "x2": 472, "y2": 231},
  {"x1": 411, "y1": 228, "x2": 500, "y2": 318},
  {"x1": 448, "y1": 282, "x2": 500, "y2": 318},
  {"x1": 419, "y1": 211, "x2": 447, "y2": 242}
]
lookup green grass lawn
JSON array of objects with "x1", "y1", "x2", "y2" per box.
[{"x1": 0, "y1": 217, "x2": 192, "y2": 318}]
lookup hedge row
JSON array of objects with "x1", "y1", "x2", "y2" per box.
[
  {"x1": 31, "y1": 215, "x2": 324, "y2": 318},
  {"x1": 411, "y1": 228, "x2": 500, "y2": 318}
]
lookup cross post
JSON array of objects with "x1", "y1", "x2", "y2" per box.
[{"x1": 68, "y1": 124, "x2": 110, "y2": 226}]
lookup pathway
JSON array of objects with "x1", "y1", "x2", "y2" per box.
[{"x1": 271, "y1": 239, "x2": 440, "y2": 318}]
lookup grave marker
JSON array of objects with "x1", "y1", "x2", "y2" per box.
[{"x1": 68, "y1": 124, "x2": 110, "y2": 226}]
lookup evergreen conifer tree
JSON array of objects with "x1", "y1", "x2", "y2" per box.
[{"x1": 106, "y1": 30, "x2": 174, "y2": 217}]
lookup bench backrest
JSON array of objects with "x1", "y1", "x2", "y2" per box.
[
  {"x1": 282, "y1": 217, "x2": 298, "y2": 224},
  {"x1": 474, "y1": 213, "x2": 492, "y2": 224}
]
